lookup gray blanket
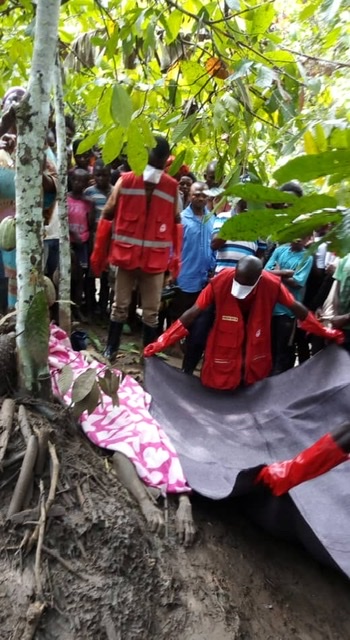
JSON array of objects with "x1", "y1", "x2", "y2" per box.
[{"x1": 145, "y1": 346, "x2": 350, "y2": 577}]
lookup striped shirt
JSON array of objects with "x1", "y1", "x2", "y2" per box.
[{"x1": 212, "y1": 212, "x2": 267, "y2": 273}]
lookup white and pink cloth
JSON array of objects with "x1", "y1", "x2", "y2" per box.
[{"x1": 49, "y1": 325, "x2": 189, "y2": 494}]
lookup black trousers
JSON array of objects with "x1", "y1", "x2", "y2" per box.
[{"x1": 271, "y1": 315, "x2": 296, "y2": 376}]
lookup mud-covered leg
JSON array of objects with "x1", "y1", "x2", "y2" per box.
[
  {"x1": 175, "y1": 494, "x2": 196, "y2": 546},
  {"x1": 112, "y1": 452, "x2": 165, "y2": 535}
]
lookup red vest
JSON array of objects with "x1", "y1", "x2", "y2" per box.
[
  {"x1": 201, "y1": 269, "x2": 283, "y2": 390},
  {"x1": 109, "y1": 172, "x2": 178, "y2": 273}
]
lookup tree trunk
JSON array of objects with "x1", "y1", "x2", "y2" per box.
[
  {"x1": 15, "y1": 0, "x2": 61, "y2": 395},
  {"x1": 53, "y1": 57, "x2": 71, "y2": 335}
]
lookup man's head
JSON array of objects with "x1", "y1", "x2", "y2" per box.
[
  {"x1": 2, "y1": 87, "x2": 26, "y2": 114},
  {"x1": 179, "y1": 175, "x2": 193, "y2": 198},
  {"x1": 232, "y1": 256, "x2": 263, "y2": 299},
  {"x1": 204, "y1": 160, "x2": 219, "y2": 189},
  {"x1": 189, "y1": 181, "x2": 207, "y2": 214},
  {"x1": 148, "y1": 135, "x2": 170, "y2": 169},
  {"x1": 290, "y1": 237, "x2": 308, "y2": 252},
  {"x1": 271, "y1": 181, "x2": 303, "y2": 210},
  {"x1": 71, "y1": 168, "x2": 89, "y2": 195},
  {"x1": 93, "y1": 159, "x2": 111, "y2": 190},
  {"x1": 72, "y1": 139, "x2": 92, "y2": 170}
]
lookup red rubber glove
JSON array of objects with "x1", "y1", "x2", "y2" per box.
[
  {"x1": 169, "y1": 223, "x2": 183, "y2": 279},
  {"x1": 256, "y1": 433, "x2": 349, "y2": 496},
  {"x1": 144, "y1": 319, "x2": 189, "y2": 357},
  {"x1": 90, "y1": 218, "x2": 112, "y2": 276},
  {"x1": 298, "y1": 311, "x2": 344, "y2": 344}
]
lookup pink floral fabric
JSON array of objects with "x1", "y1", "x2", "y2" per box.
[{"x1": 49, "y1": 325, "x2": 189, "y2": 494}]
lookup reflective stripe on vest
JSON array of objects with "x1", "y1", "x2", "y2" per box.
[
  {"x1": 120, "y1": 186, "x2": 175, "y2": 204},
  {"x1": 113, "y1": 233, "x2": 172, "y2": 249}
]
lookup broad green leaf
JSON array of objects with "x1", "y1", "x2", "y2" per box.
[
  {"x1": 250, "y1": 3, "x2": 275, "y2": 36},
  {"x1": 228, "y1": 60, "x2": 254, "y2": 81},
  {"x1": 98, "y1": 86, "x2": 113, "y2": 126},
  {"x1": 314, "y1": 124, "x2": 328, "y2": 153},
  {"x1": 102, "y1": 127, "x2": 125, "y2": 164},
  {"x1": 218, "y1": 210, "x2": 292, "y2": 242},
  {"x1": 329, "y1": 128, "x2": 349, "y2": 150},
  {"x1": 255, "y1": 64, "x2": 276, "y2": 89},
  {"x1": 172, "y1": 114, "x2": 197, "y2": 144},
  {"x1": 165, "y1": 9, "x2": 183, "y2": 43},
  {"x1": 77, "y1": 129, "x2": 105, "y2": 154},
  {"x1": 57, "y1": 365, "x2": 74, "y2": 396},
  {"x1": 167, "y1": 149, "x2": 187, "y2": 177},
  {"x1": 127, "y1": 120, "x2": 148, "y2": 175},
  {"x1": 304, "y1": 131, "x2": 318, "y2": 155},
  {"x1": 276, "y1": 211, "x2": 343, "y2": 244},
  {"x1": 299, "y1": 0, "x2": 322, "y2": 20},
  {"x1": 224, "y1": 184, "x2": 298, "y2": 204},
  {"x1": 24, "y1": 290, "x2": 49, "y2": 368},
  {"x1": 274, "y1": 150, "x2": 350, "y2": 183},
  {"x1": 284, "y1": 194, "x2": 338, "y2": 215},
  {"x1": 137, "y1": 116, "x2": 156, "y2": 148},
  {"x1": 111, "y1": 84, "x2": 133, "y2": 129},
  {"x1": 72, "y1": 369, "x2": 97, "y2": 404}
]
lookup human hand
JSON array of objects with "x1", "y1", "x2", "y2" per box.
[
  {"x1": 280, "y1": 269, "x2": 294, "y2": 278},
  {"x1": 323, "y1": 326, "x2": 345, "y2": 344},
  {"x1": 143, "y1": 343, "x2": 159, "y2": 357},
  {"x1": 330, "y1": 315, "x2": 350, "y2": 330},
  {"x1": 0, "y1": 133, "x2": 16, "y2": 153}
]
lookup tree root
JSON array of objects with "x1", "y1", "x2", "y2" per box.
[
  {"x1": 0, "y1": 398, "x2": 15, "y2": 468},
  {"x1": 18, "y1": 404, "x2": 32, "y2": 444},
  {"x1": 7, "y1": 435, "x2": 38, "y2": 520},
  {"x1": 21, "y1": 601, "x2": 46, "y2": 640}
]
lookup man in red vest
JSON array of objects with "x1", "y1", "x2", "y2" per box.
[
  {"x1": 91, "y1": 136, "x2": 182, "y2": 358},
  {"x1": 144, "y1": 256, "x2": 344, "y2": 390}
]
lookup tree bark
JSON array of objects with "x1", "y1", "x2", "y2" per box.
[
  {"x1": 15, "y1": 0, "x2": 61, "y2": 394},
  {"x1": 53, "y1": 57, "x2": 71, "y2": 334}
]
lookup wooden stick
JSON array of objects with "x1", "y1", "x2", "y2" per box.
[
  {"x1": 34, "y1": 425, "x2": 51, "y2": 476},
  {"x1": 3, "y1": 450, "x2": 25, "y2": 468},
  {"x1": 7, "y1": 435, "x2": 38, "y2": 519},
  {"x1": 21, "y1": 600, "x2": 46, "y2": 640},
  {"x1": 27, "y1": 440, "x2": 60, "y2": 553},
  {"x1": 34, "y1": 481, "x2": 46, "y2": 598},
  {"x1": 42, "y1": 545, "x2": 88, "y2": 580},
  {"x1": 18, "y1": 404, "x2": 32, "y2": 444},
  {"x1": 0, "y1": 398, "x2": 15, "y2": 468},
  {"x1": 9, "y1": 504, "x2": 65, "y2": 525}
]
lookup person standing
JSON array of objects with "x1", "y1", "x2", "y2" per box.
[
  {"x1": 91, "y1": 135, "x2": 182, "y2": 358},
  {"x1": 173, "y1": 181, "x2": 216, "y2": 319},
  {"x1": 265, "y1": 239, "x2": 313, "y2": 375}
]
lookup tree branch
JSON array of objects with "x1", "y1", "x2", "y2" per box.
[{"x1": 280, "y1": 47, "x2": 350, "y2": 69}]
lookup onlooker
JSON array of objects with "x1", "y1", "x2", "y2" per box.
[
  {"x1": 84, "y1": 159, "x2": 113, "y2": 317},
  {"x1": 329, "y1": 253, "x2": 350, "y2": 352},
  {"x1": 265, "y1": 238, "x2": 313, "y2": 375},
  {"x1": 91, "y1": 135, "x2": 182, "y2": 358},
  {"x1": 211, "y1": 198, "x2": 267, "y2": 272},
  {"x1": 173, "y1": 182, "x2": 216, "y2": 319}
]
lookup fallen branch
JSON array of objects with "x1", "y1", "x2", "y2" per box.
[
  {"x1": 9, "y1": 504, "x2": 65, "y2": 525},
  {"x1": 42, "y1": 545, "x2": 88, "y2": 580},
  {"x1": 34, "y1": 424, "x2": 51, "y2": 476},
  {"x1": 7, "y1": 435, "x2": 38, "y2": 520},
  {"x1": 0, "y1": 398, "x2": 16, "y2": 468},
  {"x1": 18, "y1": 404, "x2": 32, "y2": 444},
  {"x1": 21, "y1": 600, "x2": 46, "y2": 640},
  {"x1": 27, "y1": 440, "x2": 59, "y2": 552},
  {"x1": 3, "y1": 450, "x2": 25, "y2": 468},
  {"x1": 34, "y1": 480, "x2": 46, "y2": 598}
]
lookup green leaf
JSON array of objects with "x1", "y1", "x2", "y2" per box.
[
  {"x1": 111, "y1": 84, "x2": 133, "y2": 129},
  {"x1": 167, "y1": 149, "x2": 187, "y2": 177},
  {"x1": 224, "y1": 184, "x2": 298, "y2": 204},
  {"x1": 102, "y1": 127, "x2": 125, "y2": 165},
  {"x1": 24, "y1": 291, "x2": 49, "y2": 368},
  {"x1": 228, "y1": 60, "x2": 254, "y2": 81},
  {"x1": 276, "y1": 211, "x2": 343, "y2": 244},
  {"x1": 250, "y1": 3, "x2": 275, "y2": 35},
  {"x1": 165, "y1": 9, "x2": 183, "y2": 43},
  {"x1": 274, "y1": 150, "x2": 350, "y2": 183},
  {"x1": 77, "y1": 130, "x2": 105, "y2": 154},
  {"x1": 57, "y1": 365, "x2": 74, "y2": 396},
  {"x1": 218, "y1": 209, "x2": 291, "y2": 242},
  {"x1": 314, "y1": 124, "x2": 328, "y2": 153},
  {"x1": 172, "y1": 114, "x2": 197, "y2": 144},
  {"x1": 127, "y1": 120, "x2": 148, "y2": 175},
  {"x1": 299, "y1": 0, "x2": 322, "y2": 20},
  {"x1": 137, "y1": 116, "x2": 156, "y2": 148},
  {"x1": 72, "y1": 369, "x2": 97, "y2": 403}
]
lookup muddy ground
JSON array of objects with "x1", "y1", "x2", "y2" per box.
[{"x1": 1, "y1": 319, "x2": 350, "y2": 639}]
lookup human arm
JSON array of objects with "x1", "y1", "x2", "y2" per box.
[
  {"x1": 283, "y1": 255, "x2": 313, "y2": 289},
  {"x1": 101, "y1": 177, "x2": 122, "y2": 220},
  {"x1": 211, "y1": 235, "x2": 226, "y2": 250},
  {"x1": 144, "y1": 283, "x2": 215, "y2": 356}
]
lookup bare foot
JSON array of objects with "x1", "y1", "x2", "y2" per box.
[{"x1": 175, "y1": 494, "x2": 196, "y2": 546}]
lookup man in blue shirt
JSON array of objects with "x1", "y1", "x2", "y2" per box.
[
  {"x1": 265, "y1": 238, "x2": 313, "y2": 375},
  {"x1": 173, "y1": 181, "x2": 216, "y2": 318}
]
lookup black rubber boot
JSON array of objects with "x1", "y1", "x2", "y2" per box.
[
  {"x1": 142, "y1": 323, "x2": 158, "y2": 347},
  {"x1": 104, "y1": 321, "x2": 123, "y2": 360}
]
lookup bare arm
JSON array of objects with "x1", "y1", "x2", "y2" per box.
[
  {"x1": 211, "y1": 235, "x2": 226, "y2": 250},
  {"x1": 289, "y1": 300, "x2": 308, "y2": 321},
  {"x1": 101, "y1": 177, "x2": 122, "y2": 220},
  {"x1": 180, "y1": 304, "x2": 203, "y2": 329}
]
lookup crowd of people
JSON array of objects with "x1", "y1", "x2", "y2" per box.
[{"x1": 0, "y1": 88, "x2": 348, "y2": 394}]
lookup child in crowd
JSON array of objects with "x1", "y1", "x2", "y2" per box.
[
  {"x1": 84, "y1": 159, "x2": 113, "y2": 318},
  {"x1": 67, "y1": 168, "x2": 95, "y2": 319}
]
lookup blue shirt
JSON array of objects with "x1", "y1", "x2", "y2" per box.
[
  {"x1": 212, "y1": 212, "x2": 267, "y2": 272},
  {"x1": 265, "y1": 244, "x2": 313, "y2": 317},
  {"x1": 177, "y1": 205, "x2": 216, "y2": 293},
  {"x1": 84, "y1": 185, "x2": 112, "y2": 224}
]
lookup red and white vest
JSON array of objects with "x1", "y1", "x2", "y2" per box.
[
  {"x1": 109, "y1": 172, "x2": 178, "y2": 273},
  {"x1": 201, "y1": 269, "x2": 284, "y2": 390}
]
